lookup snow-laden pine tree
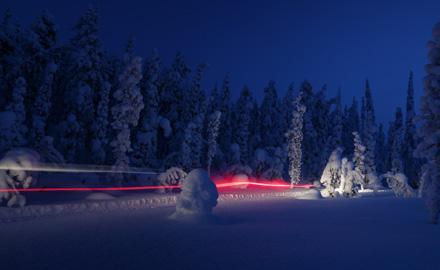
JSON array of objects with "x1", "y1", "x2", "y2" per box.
[
  {"x1": 362, "y1": 80, "x2": 381, "y2": 189},
  {"x1": 3, "y1": 77, "x2": 28, "y2": 149},
  {"x1": 206, "y1": 111, "x2": 222, "y2": 175},
  {"x1": 313, "y1": 85, "x2": 331, "y2": 169},
  {"x1": 91, "y1": 80, "x2": 111, "y2": 164},
  {"x1": 403, "y1": 71, "x2": 419, "y2": 186},
  {"x1": 61, "y1": 6, "x2": 109, "y2": 162},
  {"x1": 182, "y1": 63, "x2": 207, "y2": 124},
  {"x1": 132, "y1": 50, "x2": 168, "y2": 169},
  {"x1": 320, "y1": 147, "x2": 343, "y2": 197},
  {"x1": 326, "y1": 90, "x2": 343, "y2": 159},
  {"x1": 216, "y1": 75, "x2": 232, "y2": 164},
  {"x1": 110, "y1": 53, "x2": 143, "y2": 170},
  {"x1": 375, "y1": 123, "x2": 387, "y2": 174},
  {"x1": 157, "y1": 52, "x2": 191, "y2": 162},
  {"x1": 58, "y1": 113, "x2": 81, "y2": 162},
  {"x1": 233, "y1": 86, "x2": 254, "y2": 164},
  {"x1": 300, "y1": 81, "x2": 320, "y2": 180},
  {"x1": 260, "y1": 80, "x2": 282, "y2": 148},
  {"x1": 390, "y1": 107, "x2": 404, "y2": 173},
  {"x1": 352, "y1": 131, "x2": 367, "y2": 190},
  {"x1": 286, "y1": 93, "x2": 306, "y2": 185},
  {"x1": 342, "y1": 97, "x2": 360, "y2": 156},
  {"x1": 416, "y1": 22, "x2": 440, "y2": 224},
  {"x1": 31, "y1": 62, "x2": 57, "y2": 145},
  {"x1": 180, "y1": 115, "x2": 204, "y2": 171}
]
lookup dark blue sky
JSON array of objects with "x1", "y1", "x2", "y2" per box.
[{"x1": 2, "y1": 0, "x2": 439, "y2": 124}]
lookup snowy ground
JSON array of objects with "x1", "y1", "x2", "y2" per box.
[{"x1": 1, "y1": 194, "x2": 439, "y2": 270}]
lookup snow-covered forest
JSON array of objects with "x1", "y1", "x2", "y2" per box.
[{"x1": 0, "y1": 7, "x2": 429, "y2": 193}]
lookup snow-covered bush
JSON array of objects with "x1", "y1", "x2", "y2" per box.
[
  {"x1": 320, "y1": 148, "x2": 343, "y2": 197},
  {"x1": 158, "y1": 167, "x2": 187, "y2": 191},
  {"x1": 0, "y1": 149, "x2": 40, "y2": 207},
  {"x1": 172, "y1": 169, "x2": 218, "y2": 218},
  {"x1": 380, "y1": 172, "x2": 415, "y2": 198}
]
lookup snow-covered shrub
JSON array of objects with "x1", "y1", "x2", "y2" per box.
[
  {"x1": 381, "y1": 172, "x2": 415, "y2": 198},
  {"x1": 320, "y1": 148, "x2": 343, "y2": 197},
  {"x1": 172, "y1": 169, "x2": 218, "y2": 218},
  {"x1": 0, "y1": 149, "x2": 40, "y2": 207},
  {"x1": 158, "y1": 167, "x2": 187, "y2": 192}
]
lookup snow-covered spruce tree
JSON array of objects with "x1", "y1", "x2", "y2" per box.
[
  {"x1": 416, "y1": 22, "x2": 440, "y2": 224},
  {"x1": 182, "y1": 63, "x2": 207, "y2": 124},
  {"x1": 352, "y1": 131, "x2": 367, "y2": 190},
  {"x1": 403, "y1": 71, "x2": 419, "y2": 186},
  {"x1": 362, "y1": 80, "x2": 381, "y2": 189},
  {"x1": 282, "y1": 83, "x2": 295, "y2": 138},
  {"x1": 156, "y1": 52, "x2": 190, "y2": 162},
  {"x1": 206, "y1": 111, "x2": 222, "y2": 175},
  {"x1": 233, "y1": 86, "x2": 254, "y2": 164},
  {"x1": 342, "y1": 97, "x2": 360, "y2": 156},
  {"x1": 325, "y1": 90, "x2": 343, "y2": 160},
  {"x1": 375, "y1": 123, "x2": 387, "y2": 174},
  {"x1": 260, "y1": 80, "x2": 282, "y2": 148},
  {"x1": 63, "y1": 6, "x2": 109, "y2": 162},
  {"x1": 0, "y1": 77, "x2": 28, "y2": 154},
  {"x1": 91, "y1": 80, "x2": 111, "y2": 164},
  {"x1": 31, "y1": 62, "x2": 58, "y2": 145},
  {"x1": 390, "y1": 107, "x2": 404, "y2": 173},
  {"x1": 23, "y1": 11, "x2": 58, "y2": 129},
  {"x1": 216, "y1": 75, "x2": 233, "y2": 165},
  {"x1": 180, "y1": 115, "x2": 204, "y2": 171},
  {"x1": 110, "y1": 54, "x2": 143, "y2": 171},
  {"x1": 340, "y1": 158, "x2": 363, "y2": 197},
  {"x1": 360, "y1": 97, "x2": 366, "y2": 137},
  {"x1": 299, "y1": 81, "x2": 320, "y2": 180},
  {"x1": 320, "y1": 147, "x2": 343, "y2": 197},
  {"x1": 313, "y1": 85, "x2": 331, "y2": 170},
  {"x1": 132, "y1": 50, "x2": 165, "y2": 168},
  {"x1": 286, "y1": 93, "x2": 306, "y2": 185},
  {"x1": 57, "y1": 113, "x2": 81, "y2": 162}
]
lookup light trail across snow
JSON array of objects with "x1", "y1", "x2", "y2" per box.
[
  {"x1": 0, "y1": 163, "x2": 158, "y2": 175},
  {"x1": 0, "y1": 181, "x2": 315, "y2": 192}
]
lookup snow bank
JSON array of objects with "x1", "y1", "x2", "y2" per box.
[{"x1": 172, "y1": 169, "x2": 218, "y2": 218}]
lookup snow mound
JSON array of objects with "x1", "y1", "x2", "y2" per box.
[
  {"x1": 231, "y1": 174, "x2": 249, "y2": 189},
  {"x1": 172, "y1": 169, "x2": 218, "y2": 218}
]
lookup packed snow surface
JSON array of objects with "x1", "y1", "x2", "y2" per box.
[{"x1": 1, "y1": 195, "x2": 439, "y2": 270}]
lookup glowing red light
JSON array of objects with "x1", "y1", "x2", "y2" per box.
[{"x1": 0, "y1": 180, "x2": 313, "y2": 193}]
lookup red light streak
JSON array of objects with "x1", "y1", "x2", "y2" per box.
[{"x1": 0, "y1": 181, "x2": 314, "y2": 192}]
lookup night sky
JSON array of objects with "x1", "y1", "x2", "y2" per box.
[{"x1": 2, "y1": 0, "x2": 440, "y2": 124}]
